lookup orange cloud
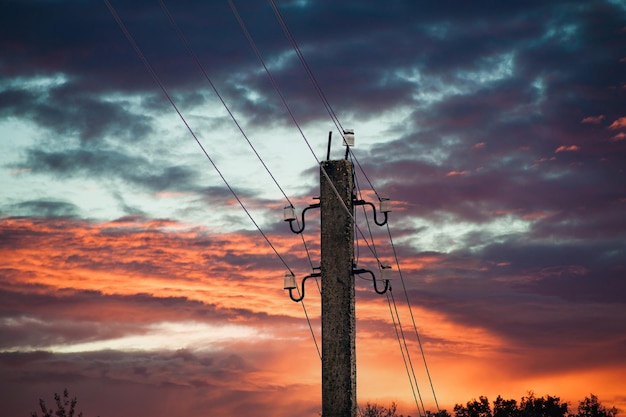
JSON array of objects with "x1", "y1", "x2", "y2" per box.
[
  {"x1": 2, "y1": 216, "x2": 625, "y2": 416},
  {"x1": 472, "y1": 142, "x2": 486, "y2": 150},
  {"x1": 611, "y1": 132, "x2": 626, "y2": 141},
  {"x1": 581, "y1": 115, "x2": 605, "y2": 124},
  {"x1": 608, "y1": 116, "x2": 626, "y2": 129},
  {"x1": 445, "y1": 170, "x2": 468, "y2": 177},
  {"x1": 521, "y1": 211, "x2": 553, "y2": 220},
  {"x1": 554, "y1": 145, "x2": 580, "y2": 153}
]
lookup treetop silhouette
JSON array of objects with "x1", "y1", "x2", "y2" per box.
[{"x1": 30, "y1": 388, "x2": 98, "y2": 417}]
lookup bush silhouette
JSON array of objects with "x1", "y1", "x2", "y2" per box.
[{"x1": 30, "y1": 388, "x2": 98, "y2": 417}]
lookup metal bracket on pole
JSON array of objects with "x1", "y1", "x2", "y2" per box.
[
  {"x1": 283, "y1": 202, "x2": 320, "y2": 234},
  {"x1": 284, "y1": 271, "x2": 321, "y2": 302},
  {"x1": 353, "y1": 268, "x2": 390, "y2": 295},
  {"x1": 353, "y1": 198, "x2": 390, "y2": 226}
]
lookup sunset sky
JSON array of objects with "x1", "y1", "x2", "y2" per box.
[{"x1": 1, "y1": 1, "x2": 625, "y2": 416}]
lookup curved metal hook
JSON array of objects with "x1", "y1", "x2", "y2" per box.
[
  {"x1": 353, "y1": 268, "x2": 389, "y2": 295},
  {"x1": 285, "y1": 203, "x2": 320, "y2": 234},
  {"x1": 288, "y1": 272, "x2": 321, "y2": 302},
  {"x1": 353, "y1": 199, "x2": 388, "y2": 226}
]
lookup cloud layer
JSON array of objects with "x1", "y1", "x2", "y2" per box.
[{"x1": 1, "y1": 0, "x2": 625, "y2": 416}]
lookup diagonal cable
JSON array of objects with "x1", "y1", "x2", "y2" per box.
[
  {"x1": 159, "y1": 0, "x2": 291, "y2": 205},
  {"x1": 268, "y1": 0, "x2": 382, "y2": 201},
  {"x1": 268, "y1": 0, "x2": 343, "y2": 136},
  {"x1": 387, "y1": 289, "x2": 423, "y2": 417},
  {"x1": 390, "y1": 287, "x2": 426, "y2": 417},
  {"x1": 157, "y1": 0, "x2": 322, "y2": 353},
  {"x1": 386, "y1": 223, "x2": 440, "y2": 412},
  {"x1": 104, "y1": 0, "x2": 292, "y2": 273},
  {"x1": 230, "y1": 0, "x2": 382, "y2": 267},
  {"x1": 267, "y1": 3, "x2": 440, "y2": 408}
]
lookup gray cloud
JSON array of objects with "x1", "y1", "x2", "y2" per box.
[
  {"x1": 20, "y1": 147, "x2": 199, "y2": 193},
  {"x1": 1, "y1": 0, "x2": 626, "y2": 414},
  {"x1": 6, "y1": 200, "x2": 80, "y2": 218}
]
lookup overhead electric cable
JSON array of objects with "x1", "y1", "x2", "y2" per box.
[
  {"x1": 386, "y1": 224, "x2": 440, "y2": 411},
  {"x1": 268, "y1": 0, "x2": 383, "y2": 201},
  {"x1": 387, "y1": 289, "x2": 423, "y2": 417},
  {"x1": 227, "y1": 0, "x2": 310, "y2": 159},
  {"x1": 355, "y1": 156, "x2": 432, "y2": 416},
  {"x1": 293, "y1": 283, "x2": 321, "y2": 359},
  {"x1": 389, "y1": 287, "x2": 427, "y2": 417},
  {"x1": 236, "y1": 1, "x2": 439, "y2": 408},
  {"x1": 265, "y1": 3, "x2": 440, "y2": 409},
  {"x1": 104, "y1": 0, "x2": 292, "y2": 274},
  {"x1": 226, "y1": 0, "x2": 321, "y2": 293},
  {"x1": 268, "y1": 0, "x2": 344, "y2": 134},
  {"x1": 156, "y1": 0, "x2": 322, "y2": 356},
  {"x1": 229, "y1": 0, "x2": 383, "y2": 266},
  {"x1": 227, "y1": 2, "x2": 438, "y2": 408},
  {"x1": 349, "y1": 150, "x2": 381, "y2": 200},
  {"x1": 352, "y1": 160, "x2": 378, "y2": 269},
  {"x1": 159, "y1": 0, "x2": 291, "y2": 205}
]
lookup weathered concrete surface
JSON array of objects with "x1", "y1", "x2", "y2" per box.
[{"x1": 320, "y1": 160, "x2": 356, "y2": 417}]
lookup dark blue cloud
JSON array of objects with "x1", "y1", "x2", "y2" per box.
[{"x1": 1, "y1": 0, "x2": 626, "y2": 414}]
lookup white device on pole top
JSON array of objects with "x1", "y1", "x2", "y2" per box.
[{"x1": 343, "y1": 129, "x2": 354, "y2": 146}]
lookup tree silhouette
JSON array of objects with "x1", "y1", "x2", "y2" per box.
[
  {"x1": 519, "y1": 392, "x2": 568, "y2": 417},
  {"x1": 426, "y1": 410, "x2": 453, "y2": 417},
  {"x1": 493, "y1": 395, "x2": 520, "y2": 417},
  {"x1": 357, "y1": 402, "x2": 451, "y2": 417},
  {"x1": 454, "y1": 396, "x2": 493, "y2": 417},
  {"x1": 362, "y1": 394, "x2": 617, "y2": 417},
  {"x1": 30, "y1": 388, "x2": 96, "y2": 417},
  {"x1": 451, "y1": 393, "x2": 618, "y2": 417},
  {"x1": 359, "y1": 402, "x2": 405, "y2": 417},
  {"x1": 575, "y1": 394, "x2": 618, "y2": 417}
]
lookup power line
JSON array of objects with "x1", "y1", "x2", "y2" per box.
[
  {"x1": 352, "y1": 158, "x2": 378, "y2": 271},
  {"x1": 268, "y1": 0, "x2": 344, "y2": 136},
  {"x1": 226, "y1": 0, "x2": 321, "y2": 294},
  {"x1": 386, "y1": 224, "x2": 440, "y2": 412},
  {"x1": 159, "y1": 0, "x2": 292, "y2": 206},
  {"x1": 352, "y1": 150, "x2": 439, "y2": 413},
  {"x1": 246, "y1": 0, "x2": 440, "y2": 409},
  {"x1": 266, "y1": 2, "x2": 441, "y2": 411},
  {"x1": 268, "y1": 0, "x2": 383, "y2": 202},
  {"x1": 230, "y1": 0, "x2": 383, "y2": 269},
  {"x1": 389, "y1": 287, "x2": 427, "y2": 417},
  {"x1": 269, "y1": 0, "x2": 388, "y2": 207},
  {"x1": 104, "y1": 0, "x2": 292, "y2": 274},
  {"x1": 156, "y1": 0, "x2": 323, "y2": 358},
  {"x1": 350, "y1": 149, "x2": 382, "y2": 200},
  {"x1": 387, "y1": 288, "x2": 423, "y2": 417},
  {"x1": 293, "y1": 283, "x2": 321, "y2": 359},
  {"x1": 115, "y1": 1, "x2": 436, "y2": 408},
  {"x1": 354, "y1": 156, "x2": 425, "y2": 417},
  {"x1": 260, "y1": 4, "x2": 435, "y2": 399},
  {"x1": 239, "y1": 2, "x2": 441, "y2": 412}
]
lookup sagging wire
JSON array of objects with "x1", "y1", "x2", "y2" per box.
[
  {"x1": 229, "y1": 0, "x2": 385, "y2": 270},
  {"x1": 386, "y1": 223, "x2": 440, "y2": 411},
  {"x1": 157, "y1": 0, "x2": 322, "y2": 359}
]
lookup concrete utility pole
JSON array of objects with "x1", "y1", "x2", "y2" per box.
[
  {"x1": 284, "y1": 141, "x2": 390, "y2": 415},
  {"x1": 320, "y1": 159, "x2": 356, "y2": 417}
]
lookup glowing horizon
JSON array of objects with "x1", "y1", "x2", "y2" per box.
[{"x1": 1, "y1": 1, "x2": 625, "y2": 416}]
